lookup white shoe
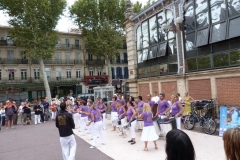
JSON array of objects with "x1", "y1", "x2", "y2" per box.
[{"x1": 90, "y1": 146, "x2": 96, "y2": 149}]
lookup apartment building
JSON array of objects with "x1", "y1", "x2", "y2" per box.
[{"x1": 0, "y1": 26, "x2": 129, "y2": 102}]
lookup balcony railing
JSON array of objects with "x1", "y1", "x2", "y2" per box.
[
  {"x1": 112, "y1": 75, "x2": 129, "y2": 79},
  {"x1": 0, "y1": 40, "x2": 16, "y2": 46},
  {"x1": 110, "y1": 59, "x2": 128, "y2": 64},
  {"x1": 86, "y1": 59, "x2": 105, "y2": 66},
  {"x1": 32, "y1": 59, "x2": 82, "y2": 65},
  {"x1": 0, "y1": 58, "x2": 29, "y2": 64},
  {"x1": 55, "y1": 44, "x2": 81, "y2": 50}
]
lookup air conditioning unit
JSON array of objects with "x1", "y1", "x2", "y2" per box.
[{"x1": 1, "y1": 37, "x2": 4, "y2": 40}]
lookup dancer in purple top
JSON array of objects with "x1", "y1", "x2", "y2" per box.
[
  {"x1": 145, "y1": 94, "x2": 154, "y2": 110},
  {"x1": 98, "y1": 98, "x2": 107, "y2": 130},
  {"x1": 171, "y1": 93, "x2": 184, "y2": 130},
  {"x1": 138, "y1": 103, "x2": 158, "y2": 151},
  {"x1": 117, "y1": 93, "x2": 126, "y2": 107},
  {"x1": 126, "y1": 101, "x2": 137, "y2": 145},
  {"x1": 111, "y1": 96, "x2": 118, "y2": 131},
  {"x1": 85, "y1": 101, "x2": 94, "y2": 139},
  {"x1": 87, "y1": 104, "x2": 106, "y2": 149},
  {"x1": 137, "y1": 96, "x2": 144, "y2": 130},
  {"x1": 73, "y1": 101, "x2": 80, "y2": 129},
  {"x1": 79, "y1": 101, "x2": 88, "y2": 135},
  {"x1": 118, "y1": 101, "x2": 127, "y2": 137},
  {"x1": 128, "y1": 96, "x2": 137, "y2": 108}
]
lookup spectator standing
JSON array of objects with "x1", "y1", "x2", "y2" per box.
[
  {"x1": 51, "y1": 100, "x2": 57, "y2": 121},
  {"x1": 151, "y1": 91, "x2": 159, "y2": 116},
  {"x1": 56, "y1": 102, "x2": 76, "y2": 160},
  {"x1": 42, "y1": 97, "x2": 50, "y2": 121},
  {"x1": 4, "y1": 100, "x2": 17, "y2": 129},
  {"x1": 23, "y1": 103, "x2": 32, "y2": 125},
  {"x1": 18, "y1": 102, "x2": 24, "y2": 124},
  {"x1": 12, "y1": 101, "x2": 18, "y2": 125},
  {"x1": 0, "y1": 103, "x2": 5, "y2": 126},
  {"x1": 171, "y1": 93, "x2": 184, "y2": 129},
  {"x1": 34, "y1": 101, "x2": 41, "y2": 125},
  {"x1": 183, "y1": 92, "x2": 194, "y2": 116}
]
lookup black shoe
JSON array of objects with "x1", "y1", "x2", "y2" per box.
[
  {"x1": 128, "y1": 140, "x2": 133, "y2": 143},
  {"x1": 131, "y1": 141, "x2": 136, "y2": 145}
]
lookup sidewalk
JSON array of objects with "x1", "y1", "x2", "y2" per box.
[{"x1": 74, "y1": 118, "x2": 225, "y2": 160}]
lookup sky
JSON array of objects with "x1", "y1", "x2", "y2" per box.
[{"x1": 0, "y1": 0, "x2": 147, "y2": 32}]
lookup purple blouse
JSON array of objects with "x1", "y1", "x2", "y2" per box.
[
  {"x1": 127, "y1": 106, "x2": 134, "y2": 121},
  {"x1": 142, "y1": 112, "x2": 154, "y2": 127},
  {"x1": 137, "y1": 101, "x2": 144, "y2": 114},
  {"x1": 91, "y1": 109, "x2": 102, "y2": 122},
  {"x1": 118, "y1": 106, "x2": 125, "y2": 117},
  {"x1": 117, "y1": 99, "x2": 125, "y2": 105},
  {"x1": 158, "y1": 100, "x2": 169, "y2": 115},
  {"x1": 98, "y1": 104, "x2": 106, "y2": 113},
  {"x1": 87, "y1": 107, "x2": 92, "y2": 121},
  {"x1": 146, "y1": 100, "x2": 154, "y2": 108},
  {"x1": 111, "y1": 102, "x2": 118, "y2": 112},
  {"x1": 81, "y1": 105, "x2": 88, "y2": 117},
  {"x1": 171, "y1": 101, "x2": 181, "y2": 115}
]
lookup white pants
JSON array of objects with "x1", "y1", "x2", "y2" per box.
[
  {"x1": 129, "y1": 120, "x2": 136, "y2": 138},
  {"x1": 34, "y1": 115, "x2": 41, "y2": 124},
  {"x1": 80, "y1": 116, "x2": 88, "y2": 134},
  {"x1": 111, "y1": 112, "x2": 118, "y2": 126},
  {"x1": 92, "y1": 121, "x2": 106, "y2": 147},
  {"x1": 159, "y1": 115, "x2": 167, "y2": 135},
  {"x1": 175, "y1": 116, "x2": 181, "y2": 130},
  {"x1": 102, "y1": 113, "x2": 106, "y2": 130},
  {"x1": 73, "y1": 114, "x2": 80, "y2": 129},
  {"x1": 60, "y1": 134, "x2": 77, "y2": 160},
  {"x1": 51, "y1": 112, "x2": 56, "y2": 120},
  {"x1": 88, "y1": 120, "x2": 94, "y2": 139}
]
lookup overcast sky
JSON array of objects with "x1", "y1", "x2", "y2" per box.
[{"x1": 0, "y1": 0, "x2": 147, "y2": 32}]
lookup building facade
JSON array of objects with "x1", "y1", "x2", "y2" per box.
[
  {"x1": 124, "y1": 0, "x2": 240, "y2": 106},
  {"x1": 0, "y1": 26, "x2": 128, "y2": 103}
]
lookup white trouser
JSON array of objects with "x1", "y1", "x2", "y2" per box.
[
  {"x1": 80, "y1": 116, "x2": 88, "y2": 134},
  {"x1": 88, "y1": 120, "x2": 94, "y2": 138},
  {"x1": 73, "y1": 114, "x2": 80, "y2": 129},
  {"x1": 175, "y1": 116, "x2": 181, "y2": 130},
  {"x1": 159, "y1": 115, "x2": 167, "y2": 135},
  {"x1": 34, "y1": 115, "x2": 41, "y2": 124},
  {"x1": 119, "y1": 118, "x2": 126, "y2": 131},
  {"x1": 129, "y1": 120, "x2": 137, "y2": 138},
  {"x1": 60, "y1": 134, "x2": 77, "y2": 160},
  {"x1": 102, "y1": 113, "x2": 106, "y2": 130},
  {"x1": 92, "y1": 121, "x2": 106, "y2": 147},
  {"x1": 51, "y1": 112, "x2": 56, "y2": 120},
  {"x1": 111, "y1": 112, "x2": 118, "y2": 126}
]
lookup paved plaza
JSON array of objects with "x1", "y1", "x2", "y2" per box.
[{"x1": 1, "y1": 118, "x2": 225, "y2": 160}]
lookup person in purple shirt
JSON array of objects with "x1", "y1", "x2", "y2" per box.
[
  {"x1": 128, "y1": 96, "x2": 137, "y2": 108},
  {"x1": 118, "y1": 101, "x2": 126, "y2": 137},
  {"x1": 157, "y1": 93, "x2": 171, "y2": 137},
  {"x1": 171, "y1": 93, "x2": 184, "y2": 130},
  {"x1": 73, "y1": 101, "x2": 80, "y2": 129},
  {"x1": 85, "y1": 101, "x2": 94, "y2": 139},
  {"x1": 136, "y1": 96, "x2": 144, "y2": 130},
  {"x1": 117, "y1": 93, "x2": 126, "y2": 106},
  {"x1": 79, "y1": 101, "x2": 89, "y2": 135},
  {"x1": 145, "y1": 94, "x2": 154, "y2": 110},
  {"x1": 98, "y1": 98, "x2": 107, "y2": 130},
  {"x1": 87, "y1": 104, "x2": 106, "y2": 149},
  {"x1": 110, "y1": 96, "x2": 118, "y2": 131},
  {"x1": 126, "y1": 101, "x2": 137, "y2": 145},
  {"x1": 138, "y1": 103, "x2": 158, "y2": 151}
]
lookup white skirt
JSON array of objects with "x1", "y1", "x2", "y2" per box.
[
  {"x1": 111, "y1": 112, "x2": 118, "y2": 126},
  {"x1": 141, "y1": 126, "x2": 159, "y2": 142},
  {"x1": 136, "y1": 120, "x2": 143, "y2": 130}
]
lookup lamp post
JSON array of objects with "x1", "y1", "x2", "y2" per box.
[{"x1": 5, "y1": 67, "x2": 17, "y2": 100}]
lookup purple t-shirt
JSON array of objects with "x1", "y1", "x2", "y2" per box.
[
  {"x1": 127, "y1": 106, "x2": 134, "y2": 121},
  {"x1": 81, "y1": 105, "x2": 88, "y2": 117},
  {"x1": 87, "y1": 107, "x2": 92, "y2": 121},
  {"x1": 118, "y1": 106, "x2": 125, "y2": 117},
  {"x1": 98, "y1": 104, "x2": 106, "y2": 113},
  {"x1": 91, "y1": 109, "x2": 102, "y2": 122},
  {"x1": 158, "y1": 100, "x2": 169, "y2": 114},
  {"x1": 137, "y1": 101, "x2": 144, "y2": 114},
  {"x1": 171, "y1": 101, "x2": 181, "y2": 115},
  {"x1": 146, "y1": 100, "x2": 154, "y2": 108},
  {"x1": 117, "y1": 99, "x2": 125, "y2": 105},
  {"x1": 142, "y1": 112, "x2": 154, "y2": 127},
  {"x1": 73, "y1": 105, "x2": 79, "y2": 113},
  {"x1": 111, "y1": 102, "x2": 118, "y2": 112}
]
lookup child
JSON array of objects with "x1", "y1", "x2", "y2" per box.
[
  {"x1": 138, "y1": 103, "x2": 158, "y2": 151},
  {"x1": 51, "y1": 100, "x2": 57, "y2": 121}
]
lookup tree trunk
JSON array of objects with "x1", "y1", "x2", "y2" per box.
[
  {"x1": 106, "y1": 58, "x2": 112, "y2": 86},
  {"x1": 39, "y1": 58, "x2": 52, "y2": 102}
]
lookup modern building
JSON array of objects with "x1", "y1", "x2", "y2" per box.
[
  {"x1": 0, "y1": 26, "x2": 128, "y2": 103},
  {"x1": 124, "y1": 0, "x2": 240, "y2": 106}
]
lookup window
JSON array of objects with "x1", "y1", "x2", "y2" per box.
[
  {"x1": 116, "y1": 67, "x2": 122, "y2": 79},
  {"x1": 56, "y1": 40, "x2": 60, "y2": 48},
  {"x1": 198, "y1": 55, "x2": 211, "y2": 70},
  {"x1": 21, "y1": 69, "x2": 27, "y2": 80},
  {"x1": 45, "y1": 68, "x2": 51, "y2": 80},
  {"x1": 97, "y1": 56, "x2": 101, "y2": 61},
  {"x1": 88, "y1": 54, "x2": 93, "y2": 61},
  {"x1": 56, "y1": 53, "x2": 61, "y2": 64},
  {"x1": 213, "y1": 53, "x2": 229, "y2": 68},
  {"x1": 123, "y1": 53, "x2": 128, "y2": 63},
  {"x1": 111, "y1": 67, "x2": 115, "y2": 79},
  {"x1": 66, "y1": 69, "x2": 71, "y2": 79},
  {"x1": 186, "y1": 58, "x2": 197, "y2": 71},
  {"x1": 124, "y1": 67, "x2": 129, "y2": 79},
  {"x1": 8, "y1": 70, "x2": 15, "y2": 80},
  {"x1": 89, "y1": 68, "x2": 94, "y2": 76},
  {"x1": 7, "y1": 50, "x2": 14, "y2": 62},
  {"x1": 75, "y1": 39, "x2": 79, "y2": 49},
  {"x1": 65, "y1": 39, "x2": 70, "y2": 48},
  {"x1": 76, "y1": 69, "x2": 81, "y2": 78},
  {"x1": 66, "y1": 53, "x2": 70, "y2": 64},
  {"x1": 116, "y1": 54, "x2": 120, "y2": 63},
  {"x1": 34, "y1": 69, "x2": 40, "y2": 80},
  {"x1": 20, "y1": 51, "x2": 26, "y2": 59},
  {"x1": 97, "y1": 68, "x2": 101, "y2": 76},
  {"x1": 75, "y1": 53, "x2": 81, "y2": 64},
  {"x1": 230, "y1": 50, "x2": 240, "y2": 65},
  {"x1": 56, "y1": 68, "x2": 62, "y2": 80}
]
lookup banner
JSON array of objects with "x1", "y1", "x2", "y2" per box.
[{"x1": 219, "y1": 106, "x2": 240, "y2": 136}]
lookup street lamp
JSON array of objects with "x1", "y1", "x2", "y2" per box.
[
  {"x1": 161, "y1": 16, "x2": 184, "y2": 33},
  {"x1": 5, "y1": 67, "x2": 17, "y2": 100}
]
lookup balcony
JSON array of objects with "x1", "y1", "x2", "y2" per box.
[
  {"x1": 112, "y1": 75, "x2": 129, "y2": 79},
  {"x1": 55, "y1": 44, "x2": 81, "y2": 50},
  {"x1": 0, "y1": 40, "x2": 16, "y2": 46},
  {"x1": 110, "y1": 59, "x2": 128, "y2": 64},
  {"x1": 32, "y1": 59, "x2": 82, "y2": 65},
  {"x1": 86, "y1": 59, "x2": 105, "y2": 66},
  {"x1": 0, "y1": 58, "x2": 29, "y2": 64}
]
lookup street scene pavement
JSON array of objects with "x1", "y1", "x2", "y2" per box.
[{"x1": 1, "y1": 118, "x2": 225, "y2": 160}]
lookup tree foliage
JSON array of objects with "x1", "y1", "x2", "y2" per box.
[
  {"x1": 133, "y1": 1, "x2": 142, "y2": 13},
  {"x1": 70, "y1": 0, "x2": 126, "y2": 60},
  {"x1": 143, "y1": 0, "x2": 155, "y2": 9}
]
